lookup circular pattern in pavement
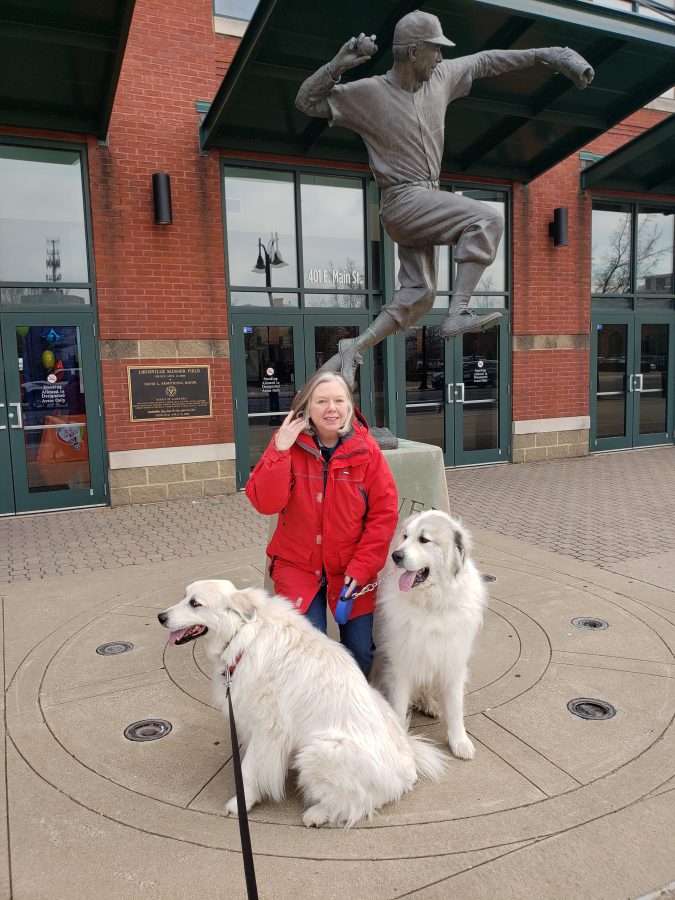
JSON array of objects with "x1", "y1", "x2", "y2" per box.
[{"x1": 7, "y1": 556, "x2": 675, "y2": 860}]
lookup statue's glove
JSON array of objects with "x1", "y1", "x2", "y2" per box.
[{"x1": 537, "y1": 47, "x2": 594, "y2": 89}]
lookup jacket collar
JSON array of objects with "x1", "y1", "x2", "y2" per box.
[{"x1": 295, "y1": 408, "x2": 368, "y2": 460}]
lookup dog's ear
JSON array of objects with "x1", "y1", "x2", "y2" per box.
[
  {"x1": 453, "y1": 529, "x2": 465, "y2": 563},
  {"x1": 231, "y1": 588, "x2": 260, "y2": 624}
]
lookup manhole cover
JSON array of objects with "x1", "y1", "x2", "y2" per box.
[
  {"x1": 96, "y1": 641, "x2": 134, "y2": 655},
  {"x1": 481, "y1": 574, "x2": 497, "y2": 583},
  {"x1": 124, "y1": 720, "x2": 172, "y2": 742},
  {"x1": 567, "y1": 698, "x2": 616, "y2": 720},
  {"x1": 572, "y1": 617, "x2": 608, "y2": 631}
]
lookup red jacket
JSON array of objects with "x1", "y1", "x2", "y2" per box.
[{"x1": 245, "y1": 411, "x2": 398, "y2": 619}]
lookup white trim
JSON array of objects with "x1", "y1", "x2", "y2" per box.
[
  {"x1": 512, "y1": 416, "x2": 590, "y2": 435},
  {"x1": 109, "y1": 443, "x2": 236, "y2": 470},
  {"x1": 213, "y1": 15, "x2": 247, "y2": 36},
  {"x1": 634, "y1": 882, "x2": 675, "y2": 900}
]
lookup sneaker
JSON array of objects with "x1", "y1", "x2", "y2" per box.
[
  {"x1": 319, "y1": 338, "x2": 363, "y2": 390},
  {"x1": 439, "y1": 309, "x2": 503, "y2": 339}
]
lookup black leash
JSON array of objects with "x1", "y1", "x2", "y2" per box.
[{"x1": 226, "y1": 670, "x2": 259, "y2": 900}]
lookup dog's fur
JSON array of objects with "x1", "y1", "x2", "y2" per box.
[
  {"x1": 373, "y1": 511, "x2": 487, "y2": 760},
  {"x1": 159, "y1": 580, "x2": 446, "y2": 828}
]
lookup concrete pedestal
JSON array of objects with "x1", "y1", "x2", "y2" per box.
[{"x1": 263, "y1": 439, "x2": 449, "y2": 598}]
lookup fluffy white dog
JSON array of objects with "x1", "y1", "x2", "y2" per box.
[
  {"x1": 158, "y1": 580, "x2": 446, "y2": 828},
  {"x1": 374, "y1": 511, "x2": 487, "y2": 760}
]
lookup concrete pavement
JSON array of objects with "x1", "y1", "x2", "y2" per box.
[{"x1": 1, "y1": 525, "x2": 674, "y2": 899}]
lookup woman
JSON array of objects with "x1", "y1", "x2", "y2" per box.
[{"x1": 245, "y1": 369, "x2": 398, "y2": 677}]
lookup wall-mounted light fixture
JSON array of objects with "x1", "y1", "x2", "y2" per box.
[
  {"x1": 549, "y1": 207, "x2": 568, "y2": 246},
  {"x1": 152, "y1": 173, "x2": 173, "y2": 225}
]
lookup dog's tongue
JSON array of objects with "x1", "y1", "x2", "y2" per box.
[
  {"x1": 399, "y1": 569, "x2": 417, "y2": 593},
  {"x1": 169, "y1": 627, "x2": 191, "y2": 646}
]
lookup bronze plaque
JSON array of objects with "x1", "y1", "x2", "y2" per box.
[{"x1": 128, "y1": 366, "x2": 212, "y2": 421}]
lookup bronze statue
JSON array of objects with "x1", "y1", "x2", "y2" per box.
[{"x1": 296, "y1": 10, "x2": 594, "y2": 387}]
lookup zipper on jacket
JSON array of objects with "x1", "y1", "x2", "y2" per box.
[
  {"x1": 269, "y1": 555, "x2": 277, "y2": 578},
  {"x1": 357, "y1": 484, "x2": 368, "y2": 526}
]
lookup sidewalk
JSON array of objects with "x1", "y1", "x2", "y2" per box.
[{"x1": 0, "y1": 447, "x2": 674, "y2": 899}]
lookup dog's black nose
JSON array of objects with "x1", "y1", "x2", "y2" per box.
[
  {"x1": 392, "y1": 550, "x2": 404, "y2": 566},
  {"x1": 157, "y1": 612, "x2": 168, "y2": 626}
]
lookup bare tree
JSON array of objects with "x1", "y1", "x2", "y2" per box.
[{"x1": 591, "y1": 213, "x2": 671, "y2": 293}]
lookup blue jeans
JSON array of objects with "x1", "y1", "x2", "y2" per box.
[{"x1": 303, "y1": 586, "x2": 375, "y2": 678}]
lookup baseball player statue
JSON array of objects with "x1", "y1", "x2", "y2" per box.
[{"x1": 296, "y1": 10, "x2": 594, "y2": 388}]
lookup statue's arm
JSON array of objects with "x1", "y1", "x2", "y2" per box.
[
  {"x1": 296, "y1": 33, "x2": 377, "y2": 118},
  {"x1": 450, "y1": 47, "x2": 593, "y2": 92}
]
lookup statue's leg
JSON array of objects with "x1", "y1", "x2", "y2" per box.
[
  {"x1": 439, "y1": 206, "x2": 505, "y2": 339},
  {"x1": 321, "y1": 244, "x2": 437, "y2": 390}
]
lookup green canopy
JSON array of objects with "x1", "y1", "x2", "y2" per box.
[
  {"x1": 0, "y1": 0, "x2": 136, "y2": 139},
  {"x1": 581, "y1": 113, "x2": 675, "y2": 195},
  {"x1": 200, "y1": 0, "x2": 675, "y2": 182}
]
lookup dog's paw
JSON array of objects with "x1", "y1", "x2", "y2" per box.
[
  {"x1": 412, "y1": 694, "x2": 441, "y2": 719},
  {"x1": 225, "y1": 796, "x2": 240, "y2": 817},
  {"x1": 449, "y1": 736, "x2": 475, "y2": 760},
  {"x1": 302, "y1": 803, "x2": 330, "y2": 828}
]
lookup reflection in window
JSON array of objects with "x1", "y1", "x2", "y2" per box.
[
  {"x1": 304, "y1": 293, "x2": 366, "y2": 308},
  {"x1": 224, "y1": 169, "x2": 297, "y2": 288},
  {"x1": 591, "y1": 203, "x2": 632, "y2": 293},
  {"x1": 0, "y1": 146, "x2": 88, "y2": 283},
  {"x1": 637, "y1": 207, "x2": 674, "y2": 293},
  {"x1": 370, "y1": 181, "x2": 381, "y2": 291},
  {"x1": 230, "y1": 291, "x2": 298, "y2": 308},
  {"x1": 456, "y1": 190, "x2": 506, "y2": 291},
  {"x1": 301, "y1": 175, "x2": 365, "y2": 291},
  {"x1": 214, "y1": 0, "x2": 259, "y2": 19},
  {"x1": 0, "y1": 288, "x2": 90, "y2": 305}
]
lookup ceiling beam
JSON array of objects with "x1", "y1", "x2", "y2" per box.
[
  {"x1": 461, "y1": 37, "x2": 626, "y2": 171},
  {"x1": 0, "y1": 18, "x2": 116, "y2": 52},
  {"x1": 477, "y1": 15, "x2": 537, "y2": 51}
]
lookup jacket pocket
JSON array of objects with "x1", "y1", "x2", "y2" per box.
[
  {"x1": 268, "y1": 555, "x2": 277, "y2": 579},
  {"x1": 357, "y1": 484, "x2": 368, "y2": 517}
]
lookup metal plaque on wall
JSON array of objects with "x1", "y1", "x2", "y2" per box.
[{"x1": 127, "y1": 366, "x2": 212, "y2": 421}]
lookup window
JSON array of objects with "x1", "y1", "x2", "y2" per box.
[
  {"x1": 0, "y1": 142, "x2": 93, "y2": 307},
  {"x1": 591, "y1": 199, "x2": 675, "y2": 309},
  {"x1": 223, "y1": 165, "x2": 376, "y2": 309}
]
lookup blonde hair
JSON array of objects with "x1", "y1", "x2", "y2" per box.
[{"x1": 291, "y1": 370, "x2": 355, "y2": 438}]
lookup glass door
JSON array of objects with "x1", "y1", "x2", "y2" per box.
[
  {"x1": 303, "y1": 314, "x2": 372, "y2": 423},
  {"x1": 452, "y1": 323, "x2": 508, "y2": 465},
  {"x1": 402, "y1": 316, "x2": 508, "y2": 465},
  {"x1": 591, "y1": 315, "x2": 673, "y2": 450},
  {"x1": 0, "y1": 312, "x2": 106, "y2": 514},
  {"x1": 230, "y1": 317, "x2": 305, "y2": 488}
]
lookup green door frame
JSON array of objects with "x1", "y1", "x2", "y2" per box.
[
  {"x1": 395, "y1": 312, "x2": 510, "y2": 467},
  {"x1": 0, "y1": 361, "x2": 14, "y2": 514},
  {"x1": 0, "y1": 311, "x2": 107, "y2": 513},
  {"x1": 590, "y1": 313, "x2": 674, "y2": 451},
  {"x1": 230, "y1": 313, "x2": 307, "y2": 491},
  {"x1": 302, "y1": 313, "x2": 373, "y2": 424}
]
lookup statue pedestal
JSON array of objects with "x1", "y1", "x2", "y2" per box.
[{"x1": 263, "y1": 438, "x2": 449, "y2": 597}]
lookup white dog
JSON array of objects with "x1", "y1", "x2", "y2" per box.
[
  {"x1": 374, "y1": 511, "x2": 487, "y2": 760},
  {"x1": 158, "y1": 580, "x2": 446, "y2": 828}
]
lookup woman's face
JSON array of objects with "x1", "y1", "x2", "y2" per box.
[{"x1": 308, "y1": 380, "x2": 350, "y2": 445}]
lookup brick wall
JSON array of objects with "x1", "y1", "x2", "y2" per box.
[{"x1": 86, "y1": 0, "x2": 238, "y2": 453}]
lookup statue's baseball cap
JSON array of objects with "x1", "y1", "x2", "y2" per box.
[{"x1": 392, "y1": 10, "x2": 455, "y2": 47}]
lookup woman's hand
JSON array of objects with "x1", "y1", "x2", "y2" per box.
[
  {"x1": 343, "y1": 575, "x2": 359, "y2": 597},
  {"x1": 274, "y1": 410, "x2": 307, "y2": 452}
]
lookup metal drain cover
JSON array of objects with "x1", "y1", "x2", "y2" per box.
[
  {"x1": 572, "y1": 617, "x2": 608, "y2": 631},
  {"x1": 124, "y1": 720, "x2": 172, "y2": 742},
  {"x1": 567, "y1": 698, "x2": 616, "y2": 720},
  {"x1": 96, "y1": 641, "x2": 133, "y2": 655},
  {"x1": 481, "y1": 574, "x2": 497, "y2": 583}
]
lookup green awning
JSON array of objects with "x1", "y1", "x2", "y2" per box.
[
  {"x1": 581, "y1": 113, "x2": 675, "y2": 195},
  {"x1": 200, "y1": 0, "x2": 675, "y2": 182},
  {"x1": 0, "y1": 0, "x2": 136, "y2": 139}
]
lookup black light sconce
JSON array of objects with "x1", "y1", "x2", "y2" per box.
[
  {"x1": 549, "y1": 207, "x2": 568, "y2": 246},
  {"x1": 152, "y1": 173, "x2": 173, "y2": 225}
]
